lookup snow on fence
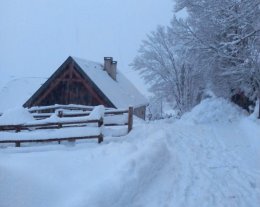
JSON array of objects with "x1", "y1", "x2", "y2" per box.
[
  {"x1": 0, "y1": 105, "x2": 133, "y2": 147},
  {"x1": 28, "y1": 104, "x2": 133, "y2": 132}
]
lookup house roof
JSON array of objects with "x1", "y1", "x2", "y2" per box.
[
  {"x1": 0, "y1": 56, "x2": 147, "y2": 112},
  {"x1": 0, "y1": 77, "x2": 47, "y2": 113},
  {"x1": 72, "y1": 56, "x2": 148, "y2": 108}
]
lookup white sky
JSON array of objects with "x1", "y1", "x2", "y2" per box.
[{"x1": 0, "y1": 0, "x2": 173, "y2": 95}]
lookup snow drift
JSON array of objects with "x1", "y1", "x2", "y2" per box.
[
  {"x1": 181, "y1": 97, "x2": 246, "y2": 124},
  {"x1": 0, "y1": 98, "x2": 259, "y2": 207}
]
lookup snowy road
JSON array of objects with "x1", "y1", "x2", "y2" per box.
[
  {"x1": 125, "y1": 121, "x2": 260, "y2": 207},
  {"x1": 0, "y1": 99, "x2": 260, "y2": 207}
]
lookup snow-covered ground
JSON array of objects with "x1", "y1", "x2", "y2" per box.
[{"x1": 0, "y1": 98, "x2": 260, "y2": 207}]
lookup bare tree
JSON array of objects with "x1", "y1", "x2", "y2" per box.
[{"x1": 132, "y1": 26, "x2": 202, "y2": 115}]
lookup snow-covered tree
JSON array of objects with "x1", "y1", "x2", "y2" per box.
[
  {"x1": 133, "y1": 0, "x2": 260, "y2": 117},
  {"x1": 131, "y1": 25, "x2": 203, "y2": 115},
  {"x1": 174, "y1": 0, "x2": 260, "y2": 102}
]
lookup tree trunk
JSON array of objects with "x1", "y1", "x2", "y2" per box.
[
  {"x1": 257, "y1": 89, "x2": 260, "y2": 119},
  {"x1": 258, "y1": 97, "x2": 260, "y2": 119}
]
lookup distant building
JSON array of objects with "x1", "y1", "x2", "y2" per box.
[{"x1": 23, "y1": 56, "x2": 148, "y2": 119}]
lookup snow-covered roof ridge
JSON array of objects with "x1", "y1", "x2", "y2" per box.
[
  {"x1": 71, "y1": 56, "x2": 102, "y2": 68},
  {"x1": 0, "y1": 57, "x2": 147, "y2": 113},
  {"x1": 72, "y1": 56, "x2": 148, "y2": 108}
]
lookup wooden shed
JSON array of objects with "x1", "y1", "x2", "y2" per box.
[{"x1": 23, "y1": 56, "x2": 148, "y2": 119}]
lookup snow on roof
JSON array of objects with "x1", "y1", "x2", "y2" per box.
[
  {"x1": 72, "y1": 57, "x2": 148, "y2": 108},
  {"x1": 0, "y1": 77, "x2": 46, "y2": 113},
  {"x1": 0, "y1": 57, "x2": 147, "y2": 113}
]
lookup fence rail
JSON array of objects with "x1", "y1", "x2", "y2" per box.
[
  {"x1": 0, "y1": 118, "x2": 103, "y2": 132},
  {"x1": 28, "y1": 104, "x2": 96, "y2": 113},
  {"x1": 0, "y1": 105, "x2": 133, "y2": 147},
  {"x1": 0, "y1": 135, "x2": 104, "y2": 147}
]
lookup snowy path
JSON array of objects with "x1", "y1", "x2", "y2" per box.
[
  {"x1": 127, "y1": 122, "x2": 260, "y2": 207},
  {"x1": 1, "y1": 108, "x2": 260, "y2": 207}
]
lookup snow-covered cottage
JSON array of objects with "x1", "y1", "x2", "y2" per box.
[{"x1": 17, "y1": 56, "x2": 147, "y2": 119}]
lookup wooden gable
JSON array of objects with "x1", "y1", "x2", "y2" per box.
[{"x1": 24, "y1": 57, "x2": 115, "y2": 108}]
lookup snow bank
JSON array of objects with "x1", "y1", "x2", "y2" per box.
[
  {"x1": 0, "y1": 98, "x2": 259, "y2": 207},
  {"x1": 181, "y1": 98, "x2": 246, "y2": 124},
  {"x1": 0, "y1": 77, "x2": 46, "y2": 113},
  {"x1": 0, "y1": 107, "x2": 35, "y2": 125}
]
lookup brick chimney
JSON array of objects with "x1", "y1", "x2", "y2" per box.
[{"x1": 104, "y1": 57, "x2": 117, "y2": 81}]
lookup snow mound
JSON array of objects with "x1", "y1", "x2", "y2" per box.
[
  {"x1": 0, "y1": 107, "x2": 35, "y2": 125},
  {"x1": 0, "y1": 77, "x2": 46, "y2": 113},
  {"x1": 88, "y1": 105, "x2": 105, "y2": 120},
  {"x1": 0, "y1": 101, "x2": 260, "y2": 206},
  {"x1": 181, "y1": 98, "x2": 246, "y2": 124}
]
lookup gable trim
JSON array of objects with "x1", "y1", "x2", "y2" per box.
[{"x1": 23, "y1": 56, "x2": 115, "y2": 108}]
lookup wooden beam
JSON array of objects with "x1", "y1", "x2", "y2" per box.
[
  {"x1": 0, "y1": 118, "x2": 101, "y2": 131},
  {"x1": 54, "y1": 79, "x2": 83, "y2": 82},
  {"x1": 15, "y1": 141, "x2": 21, "y2": 147},
  {"x1": 33, "y1": 68, "x2": 71, "y2": 106},
  {"x1": 98, "y1": 134, "x2": 103, "y2": 143},
  {"x1": 72, "y1": 68, "x2": 107, "y2": 106},
  {"x1": 68, "y1": 62, "x2": 74, "y2": 104},
  {"x1": 0, "y1": 135, "x2": 103, "y2": 146}
]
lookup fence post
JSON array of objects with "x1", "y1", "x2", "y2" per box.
[
  {"x1": 58, "y1": 110, "x2": 63, "y2": 118},
  {"x1": 98, "y1": 117, "x2": 104, "y2": 127},
  {"x1": 57, "y1": 110, "x2": 63, "y2": 128},
  {"x1": 15, "y1": 126, "x2": 21, "y2": 133},
  {"x1": 128, "y1": 106, "x2": 133, "y2": 133},
  {"x1": 98, "y1": 116, "x2": 104, "y2": 143},
  {"x1": 98, "y1": 134, "x2": 103, "y2": 143},
  {"x1": 15, "y1": 141, "x2": 20, "y2": 147}
]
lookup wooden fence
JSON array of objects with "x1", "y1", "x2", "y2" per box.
[{"x1": 0, "y1": 105, "x2": 133, "y2": 147}]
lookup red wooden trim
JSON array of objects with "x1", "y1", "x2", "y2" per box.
[
  {"x1": 33, "y1": 68, "x2": 71, "y2": 106},
  {"x1": 71, "y1": 69, "x2": 107, "y2": 106}
]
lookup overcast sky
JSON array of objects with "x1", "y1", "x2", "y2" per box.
[{"x1": 0, "y1": 0, "x2": 173, "y2": 95}]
